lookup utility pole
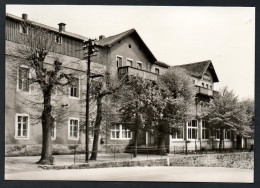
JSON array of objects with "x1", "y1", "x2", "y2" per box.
[{"x1": 83, "y1": 39, "x2": 98, "y2": 163}]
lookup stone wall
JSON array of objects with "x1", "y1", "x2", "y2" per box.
[{"x1": 169, "y1": 152, "x2": 254, "y2": 169}]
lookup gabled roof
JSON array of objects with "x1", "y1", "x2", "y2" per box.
[
  {"x1": 97, "y1": 28, "x2": 157, "y2": 62},
  {"x1": 155, "y1": 61, "x2": 170, "y2": 68},
  {"x1": 175, "y1": 60, "x2": 219, "y2": 82},
  {"x1": 6, "y1": 13, "x2": 87, "y2": 41}
]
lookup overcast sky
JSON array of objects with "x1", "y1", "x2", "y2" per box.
[{"x1": 6, "y1": 5, "x2": 255, "y2": 100}]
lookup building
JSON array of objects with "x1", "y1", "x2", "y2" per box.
[{"x1": 5, "y1": 13, "x2": 245, "y2": 156}]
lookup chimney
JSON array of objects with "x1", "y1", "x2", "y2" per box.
[
  {"x1": 22, "y1": 13, "x2": 28, "y2": 21},
  {"x1": 58, "y1": 23, "x2": 66, "y2": 32},
  {"x1": 99, "y1": 35, "x2": 105, "y2": 40}
]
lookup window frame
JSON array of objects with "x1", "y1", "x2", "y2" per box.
[
  {"x1": 68, "y1": 117, "x2": 80, "y2": 140},
  {"x1": 215, "y1": 129, "x2": 221, "y2": 140},
  {"x1": 110, "y1": 124, "x2": 132, "y2": 140},
  {"x1": 187, "y1": 120, "x2": 198, "y2": 140},
  {"x1": 126, "y1": 58, "x2": 133, "y2": 67},
  {"x1": 69, "y1": 77, "x2": 80, "y2": 99},
  {"x1": 136, "y1": 61, "x2": 143, "y2": 70},
  {"x1": 17, "y1": 66, "x2": 31, "y2": 93},
  {"x1": 171, "y1": 128, "x2": 184, "y2": 140},
  {"x1": 155, "y1": 67, "x2": 160, "y2": 75},
  {"x1": 55, "y1": 35, "x2": 62, "y2": 44},
  {"x1": 201, "y1": 121, "x2": 209, "y2": 140},
  {"x1": 116, "y1": 55, "x2": 123, "y2": 67},
  {"x1": 19, "y1": 23, "x2": 28, "y2": 35},
  {"x1": 15, "y1": 113, "x2": 30, "y2": 140},
  {"x1": 51, "y1": 122, "x2": 57, "y2": 140},
  {"x1": 225, "y1": 129, "x2": 232, "y2": 140}
]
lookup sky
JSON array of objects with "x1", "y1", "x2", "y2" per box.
[{"x1": 6, "y1": 5, "x2": 255, "y2": 100}]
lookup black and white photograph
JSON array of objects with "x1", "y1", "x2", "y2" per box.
[{"x1": 4, "y1": 5, "x2": 255, "y2": 183}]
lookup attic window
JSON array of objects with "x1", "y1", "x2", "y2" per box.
[
  {"x1": 129, "y1": 44, "x2": 131, "y2": 48},
  {"x1": 55, "y1": 35, "x2": 62, "y2": 44},
  {"x1": 19, "y1": 24, "x2": 28, "y2": 35}
]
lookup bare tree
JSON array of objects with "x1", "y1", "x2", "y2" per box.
[{"x1": 6, "y1": 20, "x2": 80, "y2": 164}]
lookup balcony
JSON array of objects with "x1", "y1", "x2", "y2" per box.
[
  {"x1": 118, "y1": 66, "x2": 158, "y2": 81},
  {"x1": 195, "y1": 85, "x2": 215, "y2": 97}
]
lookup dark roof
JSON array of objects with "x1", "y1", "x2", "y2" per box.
[
  {"x1": 175, "y1": 60, "x2": 219, "y2": 82},
  {"x1": 97, "y1": 28, "x2": 157, "y2": 62},
  {"x1": 155, "y1": 61, "x2": 170, "y2": 68},
  {"x1": 6, "y1": 13, "x2": 87, "y2": 41}
]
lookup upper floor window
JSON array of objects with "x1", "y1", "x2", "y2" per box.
[
  {"x1": 193, "y1": 79, "x2": 196, "y2": 84},
  {"x1": 19, "y1": 24, "x2": 28, "y2": 35},
  {"x1": 15, "y1": 114, "x2": 29, "y2": 139},
  {"x1": 155, "y1": 68, "x2": 160, "y2": 75},
  {"x1": 202, "y1": 121, "x2": 209, "y2": 139},
  {"x1": 206, "y1": 84, "x2": 208, "y2": 89},
  {"x1": 116, "y1": 56, "x2": 123, "y2": 67},
  {"x1": 137, "y1": 62, "x2": 142, "y2": 70},
  {"x1": 70, "y1": 78, "x2": 79, "y2": 98},
  {"x1": 18, "y1": 67, "x2": 29, "y2": 92},
  {"x1": 111, "y1": 124, "x2": 132, "y2": 139},
  {"x1": 68, "y1": 118, "x2": 79, "y2": 140},
  {"x1": 202, "y1": 82, "x2": 205, "y2": 87},
  {"x1": 55, "y1": 35, "x2": 62, "y2": 44},
  {"x1": 210, "y1": 85, "x2": 212, "y2": 90},
  {"x1": 126, "y1": 59, "x2": 133, "y2": 67},
  {"x1": 187, "y1": 120, "x2": 198, "y2": 140}
]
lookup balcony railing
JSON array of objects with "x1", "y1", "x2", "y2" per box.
[
  {"x1": 118, "y1": 66, "x2": 158, "y2": 81},
  {"x1": 195, "y1": 85, "x2": 218, "y2": 97}
]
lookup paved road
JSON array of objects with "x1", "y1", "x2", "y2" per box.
[{"x1": 5, "y1": 166, "x2": 253, "y2": 183}]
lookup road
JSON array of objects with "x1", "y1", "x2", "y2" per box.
[{"x1": 5, "y1": 166, "x2": 253, "y2": 183}]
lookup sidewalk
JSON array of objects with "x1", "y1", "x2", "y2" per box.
[{"x1": 5, "y1": 153, "x2": 171, "y2": 174}]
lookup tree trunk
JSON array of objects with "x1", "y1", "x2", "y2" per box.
[
  {"x1": 158, "y1": 129, "x2": 166, "y2": 155},
  {"x1": 90, "y1": 96, "x2": 103, "y2": 160},
  {"x1": 134, "y1": 131, "x2": 138, "y2": 157},
  {"x1": 37, "y1": 89, "x2": 54, "y2": 165},
  {"x1": 219, "y1": 128, "x2": 224, "y2": 151}
]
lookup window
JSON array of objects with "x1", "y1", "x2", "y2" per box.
[
  {"x1": 206, "y1": 84, "x2": 208, "y2": 89},
  {"x1": 172, "y1": 128, "x2": 184, "y2": 140},
  {"x1": 193, "y1": 79, "x2": 196, "y2": 84},
  {"x1": 55, "y1": 35, "x2": 62, "y2": 44},
  {"x1": 215, "y1": 129, "x2": 220, "y2": 139},
  {"x1": 19, "y1": 24, "x2": 28, "y2": 34},
  {"x1": 15, "y1": 114, "x2": 29, "y2": 139},
  {"x1": 155, "y1": 68, "x2": 160, "y2": 75},
  {"x1": 51, "y1": 123, "x2": 56, "y2": 140},
  {"x1": 116, "y1": 56, "x2": 123, "y2": 67},
  {"x1": 68, "y1": 118, "x2": 79, "y2": 140},
  {"x1": 187, "y1": 120, "x2": 198, "y2": 140},
  {"x1": 210, "y1": 85, "x2": 212, "y2": 90},
  {"x1": 202, "y1": 82, "x2": 205, "y2": 87},
  {"x1": 202, "y1": 121, "x2": 209, "y2": 139},
  {"x1": 70, "y1": 78, "x2": 79, "y2": 98},
  {"x1": 126, "y1": 59, "x2": 133, "y2": 67},
  {"x1": 18, "y1": 67, "x2": 29, "y2": 92},
  {"x1": 225, "y1": 129, "x2": 231, "y2": 140},
  {"x1": 137, "y1": 62, "x2": 142, "y2": 70},
  {"x1": 111, "y1": 124, "x2": 132, "y2": 139}
]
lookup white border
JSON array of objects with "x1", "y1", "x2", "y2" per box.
[
  {"x1": 15, "y1": 113, "x2": 30, "y2": 140},
  {"x1": 68, "y1": 117, "x2": 80, "y2": 140}
]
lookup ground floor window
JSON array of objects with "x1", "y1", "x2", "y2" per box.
[
  {"x1": 172, "y1": 128, "x2": 184, "y2": 139},
  {"x1": 68, "y1": 118, "x2": 79, "y2": 140},
  {"x1": 202, "y1": 121, "x2": 209, "y2": 139},
  {"x1": 111, "y1": 124, "x2": 132, "y2": 139},
  {"x1": 187, "y1": 120, "x2": 198, "y2": 140},
  {"x1": 215, "y1": 129, "x2": 220, "y2": 139},
  {"x1": 51, "y1": 123, "x2": 56, "y2": 140},
  {"x1": 15, "y1": 114, "x2": 29, "y2": 139},
  {"x1": 225, "y1": 129, "x2": 231, "y2": 140}
]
